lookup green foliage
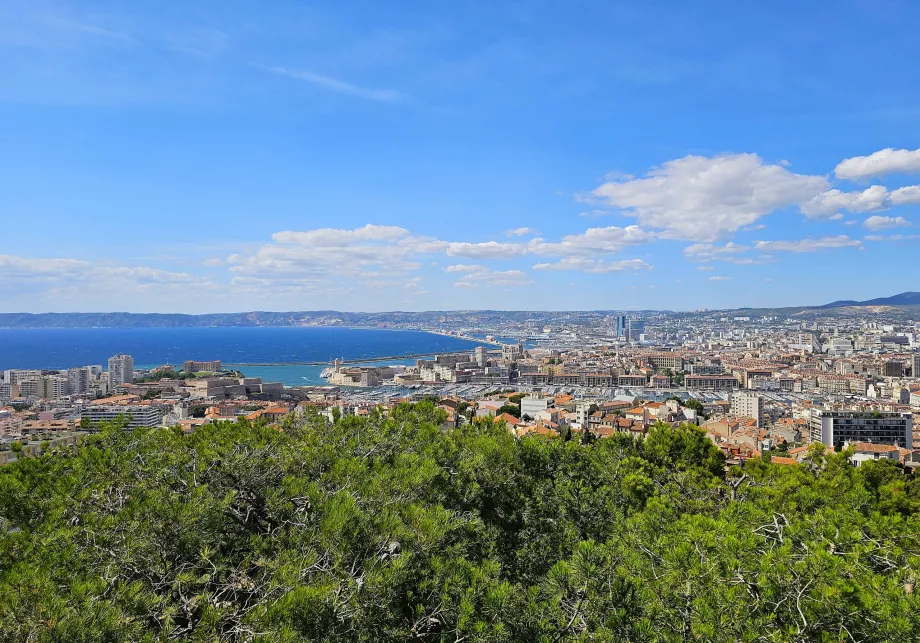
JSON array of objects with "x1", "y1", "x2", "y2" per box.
[
  {"x1": 0, "y1": 402, "x2": 918, "y2": 641},
  {"x1": 496, "y1": 403, "x2": 521, "y2": 418}
]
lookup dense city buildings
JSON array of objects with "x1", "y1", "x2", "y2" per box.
[{"x1": 3, "y1": 307, "x2": 920, "y2": 469}]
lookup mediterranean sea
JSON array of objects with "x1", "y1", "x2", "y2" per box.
[{"x1": 0, "y1": 327, "x2": 487, "y2": 386}]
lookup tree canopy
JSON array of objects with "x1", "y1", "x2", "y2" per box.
[{"x1": 1, "y1": 402, "x2": 919, "y2": 641}]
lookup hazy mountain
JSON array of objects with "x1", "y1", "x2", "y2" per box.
[{"x1": 819, "y1": 292, "x2": 920, "y2": 308}]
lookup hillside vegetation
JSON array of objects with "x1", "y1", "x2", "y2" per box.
[{"x1": 1, "y1": 402, "x2": 919, "y2": 641}]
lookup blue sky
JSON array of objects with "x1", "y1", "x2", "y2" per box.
[{"x1": 1, "y1": 0, "x2": 920, "y2": 313}]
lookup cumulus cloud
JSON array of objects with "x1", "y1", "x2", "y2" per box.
[
  {"x1": 708, "y1": 276, "x2": 731, "y2": 282},
  {"x1": 588, "y1": 153, "x2": 828, "y2": 241},
  {"x1": 834, "y1": 148, "x2": 920, "y2": 180},
  {"x1": 445, "y1": 241, "x2": 527, "y2": 259},
  {"x1": 444, "y1": 264, "x2": 487, "y2": 273},
  {"x1": 800, "y1": 184, "x2": 920, "y2": 218},
  {"x1": 682, "y1": 242, "x2": 749, "y2": 262},
  {"x1": 863, "y1": 215, "x2": 910, "y2": 230},
  {"x1": 229, "y1": 223, "x2": 659, "y2": 291},
  {"x1": 0, "y1": 254, "x2": 205, "y2": 285},
  {"x1": 800, "y1": 185, "x2": 889, "y2": 219},
  {"x1": 527, "y1": 225, "x2": 654, "y2": 256},
  {"x1": 754, "y1": 236, "x2": 863, "y2": 253},
  {"x1": 505, "y1": 227, "x2": 539, "y2": 237},
  {"x1": 890, "y1": 185, "x2": 920, "y2": 204},
  {"x1": 532, "y1": 258, "x2": 652, "y2": 273},
  {"x1": 450, "y1": 266, "x2": 530, "y2": 289}
]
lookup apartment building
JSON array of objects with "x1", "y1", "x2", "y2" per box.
[
  {"x1": 685, "y1": 375, "x2": 740, "y2": 390},
  {"x1": 107, "y1": 354, "x2": 135, "y2": 389},
  {"x1": 82, "y1": 405, "x2": 162, "y2": 429},
  {"x1": 809, "y1": 410, "x2": 912, "y2": 449},
  {"x1": 729, "y1": 391, "x2": 765, "y2": 427}
]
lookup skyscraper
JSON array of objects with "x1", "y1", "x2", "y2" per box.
[
  {"x1": 616, "y1": 315, "x2": 627, "y2": 338},
  {"x1": 107, "y1": 354, "x2": 135, "y2": 389},
  {"x1": 67, "y1": 367, "x2": 90, "y2": 395},
  {"x1": 627, "y1": 318, "x2": 645, "y2": 342}
]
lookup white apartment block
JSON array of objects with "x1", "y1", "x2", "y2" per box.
[
  {"x1": 729, "y1": 391, "x2": 765, "y2": 427},
  {"x1": 107, "y1": 354, "x2": 135, "y2": 389}
]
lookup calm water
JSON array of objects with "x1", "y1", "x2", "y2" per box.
[{"x1": 0, "y1": 327, "x2": 485, "y2": 386}]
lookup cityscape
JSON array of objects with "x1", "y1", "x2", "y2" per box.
[
  {"x1": 3, "y1": 1, "x2": 920, "y2": 639},
  {"x1": 4, "y1": 298, "x2": 919, "y2": 468}
]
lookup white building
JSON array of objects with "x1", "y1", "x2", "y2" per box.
[
  {"x1": 67, "y1": 367, "x2": 91, "y2": 395},
  {"x1": 847, "y1": 442, "x2": 901, "y2": 467},
  {"x1": 83, "y1": 405, "x2": 161, "y2": 428},
  {"x1": 40, "y1": 376, "x2": 69, "y2": 400},
  {"x1": 521, "y1": 396, "x2": 550, "y2": 419},
  {"x1": 809, "y1": 410, "x2": 912, "y2": 449},
  {"x1": 107, "y1": 354, "x2": 135, "y2": 390},
  {"x1": 729, "y1": 391, "x2": 765, "y2": 427}
]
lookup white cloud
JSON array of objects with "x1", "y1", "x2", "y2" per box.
[
  {"x1": 834, "y1": 148, "x2": 920, "y2": 180},
  {"x1": 697, "y1": 265, "x2": 715, "y2": 271},
  {"x1": 708, "y1": 276, "x2": 731, "y2": 282},
  {"x1": 864, "y1": 234, "x2": 920, "y2": 242},
  {"x1": 588, "y1": 153, "x2": 828, "y2": 241},
  {"x1": 444, "y1": 264, "x2": 487, "y2": 273},
  {"x1": 683, "y1": 242, "x2": 749, "y2": 262},
  {"x1": 800, "y1": 185, "x2": 889, "y2": 219},
  {"x1": 256, "y1": 65, "x2": 405, "y2": 102},
  {"x1": 445, "y1": 241, "x2": 527, "y2": 259},
  {"x1": 890, "y1": 185, "x2": 920, "y2": 205},
  {"x1": 863, "y1": 215, "x2": 910, "y2": 230},
  {"x1": 0, "y1": 255, "x2": 205, "y2": 285},
  {"x1": 527, "y1": 225, "x2": 654, "y2": 256},
  {"x1": 505, "y1": 227, "x2": 539, "y2": 237},
  {"x1": 451, "y1": 266, "x2": 530, "y2": 289},
  {"x1": 754, "y1": 235, "x2": 863, "y2": 253},
  {"x1": 532, "y1": 258, "x2": 652, "y2": 273}
]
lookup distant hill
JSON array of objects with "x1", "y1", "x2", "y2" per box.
[{"x1": 819, "y1": 291, "x2": 920, "y2": 308}]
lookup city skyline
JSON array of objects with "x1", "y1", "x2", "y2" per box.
[{"x1": 2, "y1": 2, "x2": 920, "y2": 313}]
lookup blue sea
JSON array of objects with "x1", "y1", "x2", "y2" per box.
[{"x1": 0, "y1": 327, "x2": 486, "y2": 386}]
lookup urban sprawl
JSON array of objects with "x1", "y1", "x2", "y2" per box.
[{"x1": 3, "y1": 311, "x2": 920, "y2": 471}]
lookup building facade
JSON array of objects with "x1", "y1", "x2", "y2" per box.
[
  {"x1": 729, "y1": 391, "x2": 765, "y2": 427},
  {"x1": 107, "y1": 354, "x2": 135, "y2": 389},
  {"x1": 809, "y1": 410, "x2": 912, "y2": 449}
]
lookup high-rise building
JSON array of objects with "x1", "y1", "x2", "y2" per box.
[
  {"x1": 627, "y1": 319, "x2": 645, "y2": 342},
  {"x1": 912, "y1": 354, "x2": 920, "y2": 378},
  {"x1": 474, "y1": 346, "x2": 486, "y2": 367},
  {"x1": 809, "y1": 410, "x2": 912, "y2": 449},
  {"x1": 616, "y1": 315, "x2": 628, "y2": 338},
  {"x1": 730, "y1": 391, "x2": 765, "y2": 427},
  {"x1": 17, "y1": 380, "x2": 41, "y2": 398},
  {"x1": 40, "y1": 376, "x2": 69, "y2": 400},
  {"x1": 67, "y1": 367, "x2": 90, "y2": 395},
  {"x1": 107, "y1": 354, "x2": 135, "y2": 389},
  {"x1": 3, "y1": 369, "x2": 42, "y2": 385}
]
